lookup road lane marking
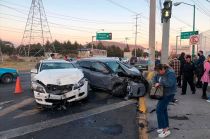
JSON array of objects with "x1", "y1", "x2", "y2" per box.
[
  {"x1": 0, "y1": 99, "x2": 136, "y2": 139},
  {"x1": 0, "y1": 98, "x2": 34, "y2": 117},
  {"x1": 13, "y1": 109, "x2": 40, "y2": 119},
  {"x1": 0, "y1": 100, "x2": 14, "y2": 106}
]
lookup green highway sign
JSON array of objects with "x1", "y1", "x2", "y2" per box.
[
  {"x1": 96, "y1": 33, "x2": 112, "y2": 40},
  {"x1": 181, "y1": 31, "x2": 199, "y2": 39}
]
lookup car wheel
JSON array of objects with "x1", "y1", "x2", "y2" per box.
[
  {"x1": 1, "y1": 74, "x2": 13, "y2": 84},
  {"x1": 111, "y1": 84, "x2": 126, "y2": 97}
]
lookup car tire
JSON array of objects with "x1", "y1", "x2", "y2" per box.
[
  {"x1": 1, "y1": 74, "x2": 13, "y2": 84},
  {"x1": 111, "y1": 84, "x2": 126, "y2": 97}
]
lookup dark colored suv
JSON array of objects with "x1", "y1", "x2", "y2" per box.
[{"x1": 76, "y1": 58, "x2": 141, "y2": 96}]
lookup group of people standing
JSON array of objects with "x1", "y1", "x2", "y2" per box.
[
  {"x1": 153, "y1": 50, "x2": 210, "y2": 138},
  {"x1": 170, "y1": 51, "x2": 210, "y2": 101}
]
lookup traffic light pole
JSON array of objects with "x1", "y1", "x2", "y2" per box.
[
  {"x1": 161, "y1": 0, "x2": 172, "y2": 64},
  {"x1": 161, "y1": 19, "x2": 170, "y2": 64},
  {"x1": 148, "y1": 0, "x2": 156, "y2": 70}
]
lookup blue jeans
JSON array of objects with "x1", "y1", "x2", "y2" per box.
[{"x1": 156, "y1": 94, "x2": 175, "y2": 129}]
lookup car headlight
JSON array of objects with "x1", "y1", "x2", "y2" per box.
[
  {"x1": 32, "y1": 81, "x2": 46, "y2": 93},
  {"x1": 74, "y1": 78, "x2": 86, "y2": 90}
]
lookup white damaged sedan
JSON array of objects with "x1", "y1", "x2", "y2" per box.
[{"x1": 31, "y1": 60, "x2": 88, "y2": 107}]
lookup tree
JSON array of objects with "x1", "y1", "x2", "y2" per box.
[
  {"x1": 124, "y1": 44, "x2": 130, "y2": 52},
  {"x1": 0, "y1": 40, "x2": 16, "y2": 55},
  {"x1": 96, "y1": 42, "x2": 106, "y2": 50},
  {"x1": 132, "y1": 48, "x2": 143, "y2": 57},
  {"x1": 107, "y1": 45, "x2": 123, "y2": 57}
]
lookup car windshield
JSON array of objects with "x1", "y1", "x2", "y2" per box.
[
  {"x1": 119, "y1": 61, "x2": 133, "y2": 69},
  {"x1": 40, "y1": 62, "x2": 74, "y2": 71},
  {"x1": 105, "y1": 61, "x2": 120, "y2": 72}
]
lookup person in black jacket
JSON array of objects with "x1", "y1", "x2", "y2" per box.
[
  {"x1": 195, "y1": 50, "x2": 206, "y2": 88},
  {"x1": 182, "y1": 55, "x2": 196, "y2": 95},
  {"x1": 178, "y1": 52, "x2": 186, "y2": 87}
]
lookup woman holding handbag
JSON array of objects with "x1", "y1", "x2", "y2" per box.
[
  {"x1": 153, "y1": 64, "x2": 177, "y2": 138},
  {"x1": 201, "y1": 55, "x2": 210, "y2": 101}
]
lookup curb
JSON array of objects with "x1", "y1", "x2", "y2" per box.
[{"x1": 138, "y1": 71, "x2": 155, "y2": 139}]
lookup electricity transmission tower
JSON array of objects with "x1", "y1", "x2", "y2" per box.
[{"x1": 20, "y1": 0, "x2": 55, "y2": 56}]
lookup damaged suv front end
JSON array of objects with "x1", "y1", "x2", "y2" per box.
[{"x1": 32, "y1": 69, "x2": 88, "y2": 107}]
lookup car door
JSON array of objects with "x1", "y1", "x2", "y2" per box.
[{"x1": 90, "y1": 62, "x2": 112, "y2": 89}]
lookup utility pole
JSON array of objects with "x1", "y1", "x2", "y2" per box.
[
  {"x1": 91, "y1": 36, "x2": 95, "y2": 51},
  {"x1": 176, "y1": 35, "x2": 179, "y2": 55},
  {"x1": 134, "y1": 14, "x2": 141, "y2": 57},
  {"x1": 161, "y1": 0, "x2": 172, "y2": 64},
  {"x1": 125, "y1": 37, "x2": 129, "y2": 49},
  {"x1": 148, "y1": 0, "x2": 156, "y2": 70}
]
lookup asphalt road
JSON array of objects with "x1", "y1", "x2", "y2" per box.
[{"x1": 0, "y1": 72, "x2": 138, "y2": 139}]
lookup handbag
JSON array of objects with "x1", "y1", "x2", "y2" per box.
[{"x1": 149, "y1": 86, "x2": 164, "y2": 100}]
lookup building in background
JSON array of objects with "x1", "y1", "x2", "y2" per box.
[
  {"x1": 171, "y1": 45, "x2": 191, "y2": 55},
  {"x1": 78, "y1": 48, "x2": 107, "y2": 58},
  {"x1": 199, "y1": 30, "x2": 210, "y2": 57}
]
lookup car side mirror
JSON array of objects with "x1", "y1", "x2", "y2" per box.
[{"x1": 31, "y1": 69, "x2": 38, "y2": 74}]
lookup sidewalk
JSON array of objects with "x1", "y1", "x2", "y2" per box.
[{"x1": 147, "y1": 88, "x2": 210, "y2": 139}]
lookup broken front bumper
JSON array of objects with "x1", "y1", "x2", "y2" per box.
[{"x1": 33, "y1": 81, "x2": 88, "y2": 106}]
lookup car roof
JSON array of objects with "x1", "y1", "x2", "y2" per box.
[
  {"x1": 79, "y1": 57, "x2": 119, "y2": 63},
  {"x1": 41, "y1": 59, "x2": 70, "y2": 63}
]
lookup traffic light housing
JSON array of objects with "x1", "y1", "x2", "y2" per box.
[{"x1": 161, "y1": 0, "x2": 172, "y2": 23}]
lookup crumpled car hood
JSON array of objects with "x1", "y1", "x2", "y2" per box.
[{"x1": 34, "y1": 69, "x2": 84, "y2": 85}]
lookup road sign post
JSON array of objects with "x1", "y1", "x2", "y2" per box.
[{"x1": 96, "y1": 33, "x2": 112, "y2": 40}]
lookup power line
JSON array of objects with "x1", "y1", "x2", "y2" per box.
[
  {"x1": 0, "y1": 1, "x2": 134, "y2": 25},
  {"x1": 105, "y1": 0, "x2": 138, "y2": 14},
  {"x1": 0, "y1": 13, "x2": 133, "y2": 33},
  {"x1": 172, "y1": 15, "x2": 192, "y2": 28},
  {"x1": 191, "y1": 0, "x2": 210, "y2": 17}
]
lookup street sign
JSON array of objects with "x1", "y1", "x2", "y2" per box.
[
  {"x1": 181, "y1": 31, "x2": 199, "y2": 39},
  {"x1": 189, "y1": 35, "x2": 199, "y2": 45},
  {"x1": 96, "y1": 33, "x2": 112, "y2": 40}
]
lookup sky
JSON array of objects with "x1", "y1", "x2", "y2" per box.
[{"x1": 0, "y1": 0, "x2": 210, "y2": 50}]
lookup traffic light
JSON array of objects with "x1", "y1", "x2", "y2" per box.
[{"x1": 161, "y1": 0, "x2": 172, "y2": 23}]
